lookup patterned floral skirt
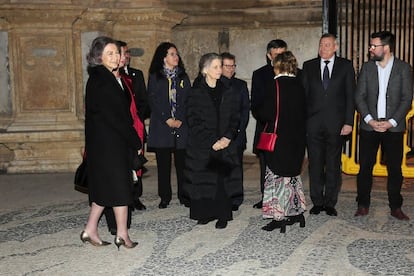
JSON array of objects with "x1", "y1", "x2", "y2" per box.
[{"x1": 262, "y1": 166, "x2": 306, "y2": 221}]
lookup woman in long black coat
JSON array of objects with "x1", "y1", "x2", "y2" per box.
[
  {"x1": 255, "y1": 51, "x2": 307, "y2": 232},
  {"x1": 185, "y1": 53, "x2": 241, "y2": 229},
  {"x1": 81, "y1": 36, "x2": 141, "y2": 249}
]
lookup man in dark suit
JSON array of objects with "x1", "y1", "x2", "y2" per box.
[
  {"x1": 354, "y1": 31, "x2": 413, "y2": 220},
  {"x1": 302, "y1": 33, "x2": 355, "y2": 216},
  {"x1": 119, "y1": 40, "x2": 149, "y2": 211},
  {"x1": 220, "y1": 52, "x2": 250, "y2": 211},
  {"x1": 250, "y1": 39, "x2": 287, "y2": 209}
]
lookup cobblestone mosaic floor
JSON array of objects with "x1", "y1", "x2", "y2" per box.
[{"x1": 0, "y1": 159, "x2": 413, "y2": 275}]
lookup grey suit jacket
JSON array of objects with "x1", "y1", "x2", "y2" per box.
[{"x1": 355, "y1": 57, "x2": 413, "y2": 132}]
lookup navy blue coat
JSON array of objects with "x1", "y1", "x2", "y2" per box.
[{"x1": 147, "y1": 70, "x2": 191, "y2": 149}]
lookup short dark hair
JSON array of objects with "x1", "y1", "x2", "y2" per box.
[
  {"x1": 371, "y1": 31, "x2": 395, "y2": 52},
  {"x1": 86, "y1": 36, "x2": 117, "y2": 74},
  {"x1": 117, "y1": 40, "x2": 127, "y2": 47},
  {"x1": 220, "y1": 52, "x2": 235, "y2": 61},
  {"x1": 266, "y1": 39, "x2": 287, "y2": 53}
]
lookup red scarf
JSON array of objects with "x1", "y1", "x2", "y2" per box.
[{"x1": 121, "y1": 74, "x2": 145, "y2": 177}]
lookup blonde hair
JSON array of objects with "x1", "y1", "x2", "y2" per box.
[{"x1": 273, "y1": 51, "x2": 298, "y2": 75}]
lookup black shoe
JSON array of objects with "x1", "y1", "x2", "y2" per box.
[
  {"x1": 109, "y1": 228, "x2": 117, "y2": 236},
  {"x1": 134, "y1": 199, "x2": 146, "y2": 210},
  {"x1": 232, "y1": 205, "x2": 239, "y2": 211},
  {"x1": 253, "y1": 200, "x2": 263, "y2": 209},
  {"x1": 158, "y1": 200, "x2": 169, "y2": 209},
  {"x1": 215, "y1": 220, "x2": 228, "y2": 229},
  {"x1": 179, "y1": 199, "x2": 191, "y2": 208},
  {"x1": 286, "y1": 214, "x2": 305, "y2": 228},
  {"x1": 325, "y1": 206, "x2": 337, "y2": 216},
  {"x1": 197, "y1": 218, "x2": 214, "y2": 225},
  {"x1": 309, "y1": 205, "x2": 324, "y2": 215},
  {"x1": 261, "y1": 220, "x2": 286, "y2": 233}
]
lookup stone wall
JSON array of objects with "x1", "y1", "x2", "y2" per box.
[
  {"x1": 173, "y1": 26, "x2": 321, "y2": 153},
  {"x1": 0, "y1": 0, "x2": 323, "y2": 173}
]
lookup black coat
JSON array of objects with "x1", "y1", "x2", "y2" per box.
[
  {"x1": 147, "y1": 70, "x2": 191, "y2": 149},
  {"x1": 224, "y1": 76, "x2": 250, "y2": 149},
  {"x1": 85, "y1": 65, "x2": 141, "y2": 206},
  {"x1": 184, "y1": 77, "x2": 242, "y2": 200},
  {"x1": 127, "y1": 66, "x2": 150, "y2": 121},
  {"x1": 255, "y1": 76, "x2": 306, "y2": 176}
]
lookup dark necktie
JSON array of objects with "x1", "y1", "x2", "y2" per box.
[{"x1": 323, "y1": 60, "x2": 330, "y2": 90}]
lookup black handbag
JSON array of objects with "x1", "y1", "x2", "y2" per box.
[
  {"x1": 132, "y1": 153, "x2": 148, "y2": 170},
  {"x1": 74, "y1": 153, "x2": 88, "y2": 194}
]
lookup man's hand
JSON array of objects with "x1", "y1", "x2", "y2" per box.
[{"x1": 340, "y1": 124, "x2": 353, "y2": 135}]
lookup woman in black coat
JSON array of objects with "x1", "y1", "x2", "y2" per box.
[
  {"x1": 255, "y1": 51, "x2": 307, "y2": 232},
  {"x1": 185, "y1": 53, "x2": 241, "y2": 229},
  {"x1": 147, "y1": 42, "x2": 191, "y2": 209},
  {"x1": 81, "y1": 36, "x2": 141, "y2": 249}
]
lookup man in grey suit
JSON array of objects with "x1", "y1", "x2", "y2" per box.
[
  {"x1": 354, "y1": 31, "x2": 413, "y2": 220},
  {"x1": 302, "y1": 33, "x2": 355, "y2": 216}
]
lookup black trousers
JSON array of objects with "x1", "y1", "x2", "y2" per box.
[
  {"x1": 356, "y1": 130, "x2": 404, "y2": 210},
  {"x1": 104, "y1": 178, "x2": 142, "y2": 233},
  {"x1": 232, "y1": 147, "x2": 245, "y2": 207},
  {"x1": 103, "y1": 207, "x2": 132, "y2": 233},
  {"x1": 307, "y1": 127, "x2": 343, "y2": 208},
  {"x1": 258, "y1": 151, "x2": 266, "y2": 195},
  {"x1": 155, "y1": 148, "x2": 187, "y2": 203}
]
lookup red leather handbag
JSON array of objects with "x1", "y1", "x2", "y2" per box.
[{"x1": 256, "y1": 79, "x2": 280, "y2": 152}]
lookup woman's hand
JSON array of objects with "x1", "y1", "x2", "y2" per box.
[
  {"x1": 166, "y1": 118, "x2": 182, "y2": 128},
  {"x1": 212, "y1": 137, "x2": 231, "y2": 151}
]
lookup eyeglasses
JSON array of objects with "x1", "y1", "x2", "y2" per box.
[
  {"x1": 223, "y1": 64, "x2": 237, "y2": 68},
  {"x1": 369, "y1": 44, "x2": 385, "y2": 50}
]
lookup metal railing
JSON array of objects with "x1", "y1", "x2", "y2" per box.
[{"x1": 336, "y1": 0, "x2": 414, "y2": 176}]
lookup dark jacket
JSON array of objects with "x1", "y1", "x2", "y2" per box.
[
  {"x1": 147, "y1": 69, "x2": 191, "y2": 149},
  {"x1": 251, "y1": 64, "x2": 275, "y2": 153},
  {"x1": 126, "y1": 66, "x2": 150, "y2": 121},
  {"x1": 184, "y1": 77, "x2": 242, "y2": 200},
  {"x1": 222, "y1": 76, "x2": 250, "y2": 149},
  {"x1": 255, "y1": 76, "x2": 306, "y2": 176},
  {"x1": 302, "y1": 56, "x2": 355, "y2": 134},
  {"x1": 85, "y1": 65, "x2": 141, "y2": 206}
]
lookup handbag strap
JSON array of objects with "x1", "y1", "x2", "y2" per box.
[{"x1": 263, "y1": 79, "x2": 280, "y2": 134}]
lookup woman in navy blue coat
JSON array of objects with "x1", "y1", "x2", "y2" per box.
[{"x1": 147, "y1": 42, "x2": 191, "y2": 208}]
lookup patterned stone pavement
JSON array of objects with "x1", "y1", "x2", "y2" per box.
[{"x1": 0, "y1": 155, "x2": 413, "y2": 275}]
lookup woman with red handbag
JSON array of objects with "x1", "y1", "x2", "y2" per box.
[{"x1": 254, "y1": 51, "x2": 307, "y2": 232}]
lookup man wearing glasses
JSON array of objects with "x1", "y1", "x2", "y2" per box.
[
  {"x1": 220, "y1": 52, "x2": 250, "y2": 211},
  {"x1": 354, "y1": 31, "x2": 413, "y2": 220}
]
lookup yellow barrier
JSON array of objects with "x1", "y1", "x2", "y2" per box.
[{"x1": 342, "y1": 103, "x2": 414, "y2": 177}]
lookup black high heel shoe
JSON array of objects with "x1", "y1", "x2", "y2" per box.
[
  {"x1": 286, "y1": 214, "x2": 305, "y2": 228},
  {"x1": 114, "y1": 236, "x2": 138, "y2": 251},
  {"x1": 80, "y1": 231, "x2": 111, "y2": 246},
  {"x1": 261, "y1": 220, "x2": 287, "y2": 233}
]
